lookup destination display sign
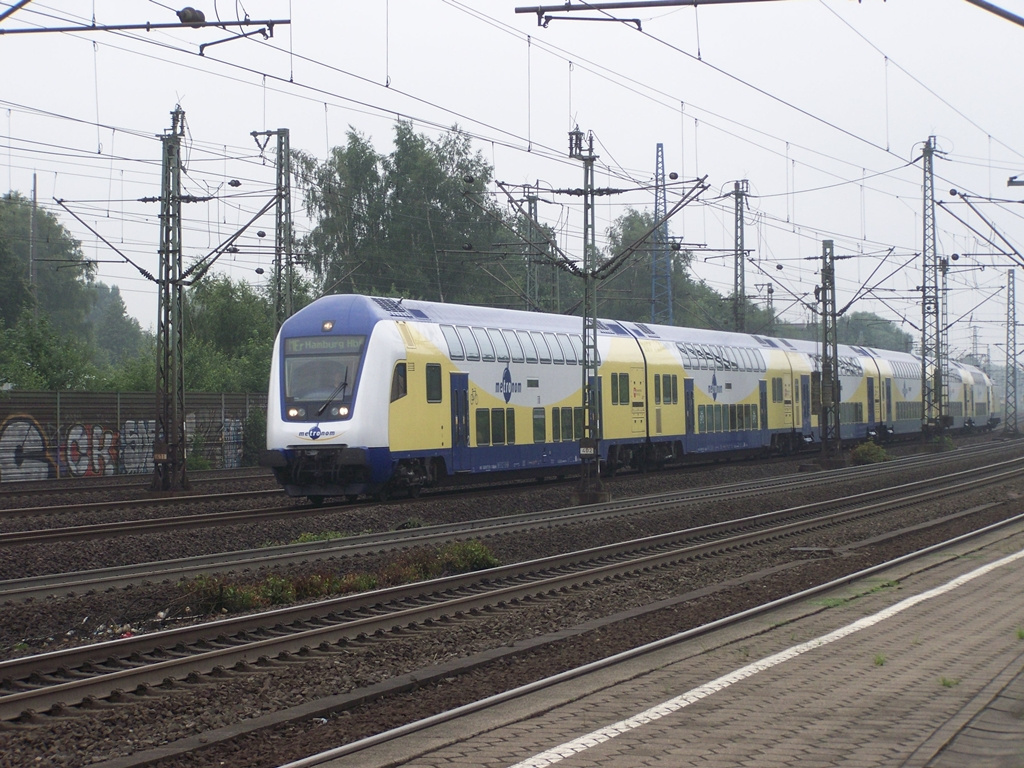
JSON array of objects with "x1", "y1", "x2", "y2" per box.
[{"x1": 284, "y1": 336, "x2": 364, "y2": 355}]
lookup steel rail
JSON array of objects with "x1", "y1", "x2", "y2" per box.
[
  {"x1": 2, "y1": 447, "x2": 1018, "y2": 599},
  {"x1": 1, "y1": 462, "x2": 1019, "y2": 722}
]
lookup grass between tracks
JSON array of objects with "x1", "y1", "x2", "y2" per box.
[{"x1": 181, "y1": 539, "x2": 500, "y2": 615}]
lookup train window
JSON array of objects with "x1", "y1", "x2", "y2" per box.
[
  {"x1": 675, "y1": 343, "x2": 689, "y2": 368},
  {"x1": 518, "y1": 331, "x2": 539, "y2": 363},
  {"x1": 533, "y1": 408, "x2": 546, "y2": 443},
  {"x1": 714, "y1": 404, "x2": 723, "y2": 432},
  {"x1": 503, "y1": 330, "x2": 525, "y2": 363},
  {"x1": 725, "y1": 348, "x2": 739, "y2": 371},
  {"x1": 491, "y1": 408, "x2": 506, "y2": 445},
  {"x1": 426, "y1": 364, "x2": 442, "y2": 403},
  {"x1": 440, "y1": 325, "x2": 464, "y2": 360},
  {"x1": 544, "y1": 332, "x2": 564, "y2": 364},
  {"x1": 551, "y1": 407, "x2": 561, "y2": 441},
  {"x1": 532, "y1": 332, "x2": 552, "y2": 363},
  {"x1": 752, "y1": 349, "x2": 766, "y2": 372},
  {"x1": 739, "y1": 348, "x2": 753, "y2": 371},
  {"x1": 458, "y1": 326, "x2": 480, "y2": 360},
  {"x1": 476, "y1": 408, "x2": 491, "y2": 445},
  {"x1": 697, "y1": 405, "x2": 706, "y2": 433},
  {"x1": 654, "y1": 374, "x2": 661, "y2": 405},
  {"x1": 507, "y1": 409, "x2": 516, "y2": 444},
  {"x1": 670, "y1": 374, "x2": 678, "y2": 404},
  {"x1": 556, "y1": 333, "x2": 576, "y2": 365},
  {"x1": 561, "y1": 408, "x2": 574, "y2": 441},
  {"x1": 574, "y1": 407, "x2": 584, "y2": 440},
  {"x1": 390, "y1": 363, "x2": 408, "y2": 402},
  {"x1": 698, "y1": 344, "x2": 711, "y2": 370},
  {"x1": 621, "y1": 373, "x2": 631, "y2": 406},
  {"x1": 487, "y1": 329, "x2": 510, "y2": 363},
  {"x1": 474, "y1": 327, "x2": 496, "y2": 362},
  {"x1": 570, "y1": 335, "x2": 585, "y2": 365}
]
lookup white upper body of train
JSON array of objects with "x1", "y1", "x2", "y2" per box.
[{"x1": 261, "y1": 294, "x2": 995, "y2": 501}]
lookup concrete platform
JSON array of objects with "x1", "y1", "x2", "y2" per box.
[{"x1": 307, "y1": 518, "x2": 1024, "y2": 768}]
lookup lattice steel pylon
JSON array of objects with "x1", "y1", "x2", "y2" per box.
[
  {"x1": 820, "y1": 240, "x2": 841, "y2": 458},
  {"x1": 1006, "y1": 269, "x2": 1018, "y2": 434},
  {"x1": 274, "y1": 128, "x2": 292, "y2": 327},
  {"x1": 151, "y1": 106, "x2": 189, "y2": 492},
  {"x1": 569, "y1": 127, "x2": 603, "y2": 497},
  {"x1": 920, "y1": 135, "x2": 945, "y2": 433},
  {"x1": 651, "y1": 143, "x2": 672, "y2": 324},
  {"x1": 253, "y1": 128, "x2": 293, "y2": 328},
  {"x1": 733, "y1": 179, "x2": 749, "y2": 332}
]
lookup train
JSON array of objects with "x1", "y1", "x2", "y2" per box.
[{"x1": 260, "y1": 294, "x2": 997, "y2": 503}]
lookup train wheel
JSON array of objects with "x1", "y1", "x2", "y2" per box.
[{"x1": 308, "y1": 495, "x2": 325, "y2": 507}]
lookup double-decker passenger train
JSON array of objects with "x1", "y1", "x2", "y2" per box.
[{"x1": 260, "y1": 294, "x2": 996, "y2": 503}]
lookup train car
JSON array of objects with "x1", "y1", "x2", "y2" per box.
[{"x1": 261, "y1": 294, "x2": 996, "y2": 503}]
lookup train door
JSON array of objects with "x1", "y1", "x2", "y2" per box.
[
  {"x1": 684, "y1": 378, "x2": 695, "y2": 435},
  {"x1": 630, "y1": 365, "x2": 646, "y2": 435},
  {"x1": 867, "y1": 377, "x2": 875, "y2": 425},
  {"x1": 759, "y1": 381, "x2": 768, "y2": 430},
  {"x1": 800, "y1": 375, "x2": 812, "y2": 438},
  {"x1": 450, "y1": 372, "x2": 471, "y2": 471},
  {"x1": 885, "y1": 378, "x2": 893, "y2": 422}
]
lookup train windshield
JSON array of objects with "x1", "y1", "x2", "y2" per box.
[{"x1": 282, "y1": 335, "x2": 365, "y2": 420}]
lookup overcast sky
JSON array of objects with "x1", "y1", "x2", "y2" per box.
[{"x1": 3, "y1": 0, "x2": 1024, "y2": 366}]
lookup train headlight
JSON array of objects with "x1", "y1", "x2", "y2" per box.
[
  {"x1": 337, "y1": 406, "x2": 350, "y2": 417},
  {"x1": 287, "y1": 406, "x2": 306, "y2": 419}
]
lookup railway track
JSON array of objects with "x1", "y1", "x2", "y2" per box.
[
  {"x1": 0, "y1": 441, "x2": 1012, "y2": 550},
  {"x1": 0, "y1": 467, "x2": 274, "y2": 499},
  {"x1": 0, "y1": 444, "x2": 1016, "y2": 599},
  {"x1": 1, "y1": 455, "x2": 1019, "y2": 724}
]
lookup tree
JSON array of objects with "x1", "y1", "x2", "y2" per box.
[
  {"x1": 775, "y1": 311, "x2": 914, "y2": 352},
  {"x1": 0, "y1": 311, "x2": 97, "y2": 390},
  {"x1": 0, "y1": 192, "x2": 96, "y2": 334},
  {"x1": 183, "y1": 275, "x2": 276, "y2": 392},
  {"x1": 297, "y1": 122, "x2": 514, "y2": 306},
  {"x1": 87, "y1": 283, "x2": 150, "y2": 368}
]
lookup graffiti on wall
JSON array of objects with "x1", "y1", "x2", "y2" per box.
[
  {"x1": 223, "y1": 418, "x2": 242, "y2": 469},
  {"x1": 64, "y1": 423, "x2": 119, "y2": 477},
  {"x1": 0, "y1": 414, "x2": 239, "y2": 482},
  {"x1": 120, "y1": 420, "x2": 156, "y2": 475},
  {"x1": 0, "y1": 416, "x2": 57, "y2": 481}
]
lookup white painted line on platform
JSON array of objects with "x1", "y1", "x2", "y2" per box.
[{"x1": 507, "y1": 547, "x2": 1024, "y2": 768}]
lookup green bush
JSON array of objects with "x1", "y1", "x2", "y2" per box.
[
  {"x1": 259, "y1": 575, "x2": 297, "y2": 605},
  {"x1": 242, "y1": 407, "x2": 267, "y2": 467},
  {"x1": 182, "y1": 541, "x2": 499, "y2": 615},
  {"x1": 850, "y1": 440, "x2": 890, "y2": 465},
  {"x1": 185, "y1": 431, "x2": 212, "y2": 471}
]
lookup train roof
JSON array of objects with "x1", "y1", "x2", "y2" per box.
[{"x1": 282, "y1": 294, "x2": 968, "y2": 371}]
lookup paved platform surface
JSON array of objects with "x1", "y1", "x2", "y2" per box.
[{"x1": 312, "y1": 518, "x2": 1024, "y2": 768}]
